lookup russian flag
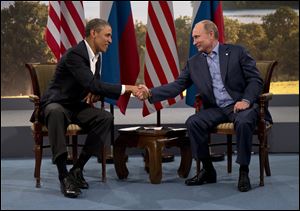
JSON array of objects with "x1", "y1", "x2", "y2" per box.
[
  {"x1": 100, "y1": 1, "x2": 140, "y2": 114},
  {"x1": 185, "y1": 1, "x2": 225, "y2": 107}
]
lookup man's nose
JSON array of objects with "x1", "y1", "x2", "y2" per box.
[{"x1": 193, "y1": 39, "x2": 197, "y2": 45}]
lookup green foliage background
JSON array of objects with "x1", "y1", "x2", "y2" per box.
[{"x1": 1, "y1": 1, "x2": 299, "y2": 96}]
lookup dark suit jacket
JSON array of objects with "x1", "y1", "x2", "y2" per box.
[
  {"x1": 40, "y1": 40, "x2": 122, "y2": 109},
  {"x1": 150, "y1": 44, "x2": 272, "y2": 123}
]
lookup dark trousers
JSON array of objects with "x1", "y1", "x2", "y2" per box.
[
  {"x1": 44, "y1": 103, "x2": 113, "y2": 162},
  {"x1": 185, "y1": 103, "x2": 259, "y2": 166}
]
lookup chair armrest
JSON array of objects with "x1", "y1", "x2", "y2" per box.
[
  {"x1": 259, "y1": 93, "x2": 273, "y2": 102},
  {"x1": 258, "y1": 92, "x2": 273, "y2": 127},
  {"x1": 28, "y1": 95, "x2": 42, "y2": 124},
  {"x1": 28, "y1": 94, "x2": 40, "y2": 103}
]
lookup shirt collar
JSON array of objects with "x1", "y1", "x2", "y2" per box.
[
  {"x1": 201, "y1": 42, "x2": 219, "y2": 57},
  {"x1": 210, "y1": 42, "x2": 219, "y2": 56},
  {"x1": 84, "y1": 40, "x2": 100, "y2": 62}
]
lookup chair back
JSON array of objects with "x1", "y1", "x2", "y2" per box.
[
  {"x1": 25, "y1": 63, "x2": 57, "y2": 98},
  {"x1": 256, "y1": 60, "x2": 278, "y2": 93}
]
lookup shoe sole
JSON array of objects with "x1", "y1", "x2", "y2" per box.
[
  {"x1": 185, "y1": 179, "x2": 217, "y2": 186},
  {"x1": 238, "y1": 185, "x2": 252, "y2": 192},
  {"x1": 61, "y1": 187, "x2": 81, "y2": 198}
]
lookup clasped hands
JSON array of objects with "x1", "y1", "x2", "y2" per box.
[
  {"x1": 83, "y1": 92, "x2": 101, "y2": 106},
  {"x1": 125, "y1": 84, "x2": 151, "y2": 101},
  {"x1": 83, "y1": 84, "x2": 151, "y2": 105}
]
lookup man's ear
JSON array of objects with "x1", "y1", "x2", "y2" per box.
[{"x1": 90, "y1": 29, "x2": 96, "y2": 38}]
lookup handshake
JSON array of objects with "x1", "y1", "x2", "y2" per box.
[
  {"x1": 125, "y1": 84, "x2": 151, "y2": 101},
  {"x1": 84, "y1": 84, "x2": 151, "y2": 105}
]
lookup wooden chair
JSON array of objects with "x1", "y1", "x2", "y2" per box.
[
  {"x1": 195, "y1": 60, "x2": 278, "y2": 186},
  {"x1": 25, "y1": 63, "x2": 106, "y2": 188}
]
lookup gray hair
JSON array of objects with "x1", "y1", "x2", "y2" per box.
[
  {"x1": 85, "y1": 18, "x2": 111, "y2": 37},
  {"x1": 200, "y1": 20, "x2": 219, "y2": 39}
]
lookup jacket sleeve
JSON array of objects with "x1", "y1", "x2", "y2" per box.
[
  {"x1": 239, "y1": 46, "x2": 263, "y2": 105},
  {"x1": 65, "y1": 49, "x2": 122, "y2": 100},
  {"x1": 150, "y1": 64, "x2": 193, "y2": 103}
]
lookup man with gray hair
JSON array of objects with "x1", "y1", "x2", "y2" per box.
[
  {"x1": 38, "y1": 18, "x2": 139, "y2": 198},
  {"x1": 137, "y1": 20, "x2": 269, "y2": 192}
]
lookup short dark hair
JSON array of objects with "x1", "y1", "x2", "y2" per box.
[
  {"x1": 201, "y1": 20, "x2": 219, "y2": 39},
  {"x1": 85, "y1": 18, "x2": 110, "y2": 37}
]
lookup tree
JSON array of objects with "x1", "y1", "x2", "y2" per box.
[
  {"x1": 262, "y1": 7, "x2": 299, "y2": 81},
  {"x1": 174, "y1": 16, "x2": 191, "y2": 69},
  {"x1": 224, "y1": 17, "x2": 241, "y2": 44},
  {"x1": 262, "y1": 6, "x2": 299, "y2": 41},
  {"x1": 224, "y1": 7, "x2": 299, "y2": 82},
  {"x1": 1, "y1": 1, "x2": 53, "y2": 96},
  {"x1": 236, "y1": 23, "x2": 266, "y2": 60}
]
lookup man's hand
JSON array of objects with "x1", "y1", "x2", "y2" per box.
[
  {"x1": 136, "y1": 84, "x2": 150, "y2": 100},
  {"x1": 233, "y1": 100, "x2": 250, "y2": 113},
  {"x1": 125, "y1": 85, "x2": 139, "y2": 95},
  {"x1": 83, "y1": 92, "x2": 101, "y2": 106}
]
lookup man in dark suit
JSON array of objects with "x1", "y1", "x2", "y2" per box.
[
  {"x1": 137, "y1": 20, "x2": 267, "y2": 192},
  {"x1": 39, "y1": 18, "x2": 138, "y2": 198}
]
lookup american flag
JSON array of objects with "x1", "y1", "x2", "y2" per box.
[
  {"x1": 45, "y1": 1, "x2": 85, "y2": 61},
  {"x1": 143, "y1": 1, "x2": 183, "y2": 117}
]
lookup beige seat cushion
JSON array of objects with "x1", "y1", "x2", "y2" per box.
[{"x1": 31, "y1": 124, "x2": 83, "y2": 132}]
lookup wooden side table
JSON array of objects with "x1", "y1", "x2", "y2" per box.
[{"x1": 113, "y1": 127, "x2": 192, "y2": 184}]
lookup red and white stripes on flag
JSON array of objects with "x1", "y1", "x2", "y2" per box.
[
  {"x1": 45, "y1": 1, "x2": 85, "y2": 61},
  {"x1": 143, "y1": 1, "x2": 183, "y2": 117}
]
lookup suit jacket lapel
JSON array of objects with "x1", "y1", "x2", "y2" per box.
[
  {"x1": 79, "y1": 40, "x2": 101, "y2": 79},
  {"x1": 219, "y1": 44, "x2": 230, "y2": 83},
  {"x1": 95, "y1": 56, "x2": 101, "y2": 80},
  {"x1": 198, "y1": 53, "x2": 214, "y2": 97}
]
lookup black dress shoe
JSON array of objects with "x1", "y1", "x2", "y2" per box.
[
  {"x1": 69, "y1": 167, "x2": 89, "y2": 189},
  {"x1": 60, "y1": 176, "x2": 81, "y2": 198},
  {"x1": 185, "y1": 168, "x2": 217, "y2": 186},
  {"x1": 238, "y1": 170, "x2": 251, "y2": 192}
]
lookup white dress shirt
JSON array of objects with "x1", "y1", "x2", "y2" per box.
[{"x1": 84, "y1": 40, "x2": 126, "y2": 95}]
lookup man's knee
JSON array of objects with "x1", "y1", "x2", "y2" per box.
[
  {"x1": 234, "y1": 116, "x2": 255, "y2": 129},
  {"x1": 45, "y1": 104, "x2": 66, "y2": 122},
  {"x1": 96, "y1": 110, "x2": 114, "y2": 124},
  {"x1": 185, "y1": 115, "x2": 207, "y2": 130}
]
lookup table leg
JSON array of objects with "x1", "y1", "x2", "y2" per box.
[
  {"x1": 144, "y1": 150, "x2": 149, "y2": 173},
  {"x1": 177, "y1": 144, "x2": 192, "y2": 178},
  {"x1": 145, "y1": 141, "x2": 163, "y2": 184},
  {"x1": 113, "y1": 141, "x2": 129, "y2": 179}
]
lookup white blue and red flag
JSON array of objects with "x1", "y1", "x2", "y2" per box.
[
  {"x1": 100, "y1": 1, "x2": 140, "y2": 114},
  {"x1": 185, "y1": 1, "x2": 225, "y2": 107}
]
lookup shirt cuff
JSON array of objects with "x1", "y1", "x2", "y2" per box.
[
  {"x1": 120, "y1": 85, "x2": 126, "y2": 95},
  {"x1": 242, "y1": 99, "x2": 250, "y2": 105}
]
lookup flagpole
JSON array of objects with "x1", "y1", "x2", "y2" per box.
[
  {"x1": 157, "y1": 109, "x2": 174, "y2": 163},
  {"x1": 106, "y1": 104, "x2": 114, "y2": 163},
  {"x1": 156, "y1": 110, "x2": 161, "y2": 127}
]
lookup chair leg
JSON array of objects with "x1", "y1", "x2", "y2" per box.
[
  {"x1": 264, "y1": 151, "x2": 271, "y2": 176},
  {"x1": 71, "y1": 136, "x2": 78, "y2": 164},
  {"x1": 34, "y1": 134, "x2": 43, "y2": 188},
  {"x1": 196, "y1": 159, "x2": 201, "y2": 175},
  {"x1": 264, "y1": 138, "x2": 271, "y2": 176},
  {"x1": 258, "y1": 134, "x2": 266, "y2": 186},
  {"x1": 100, "y1": 143, "x2": 106, "y2": 182},
  {"x1": 227, "y1": 135, "x2": 232, "y2": 173}
]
